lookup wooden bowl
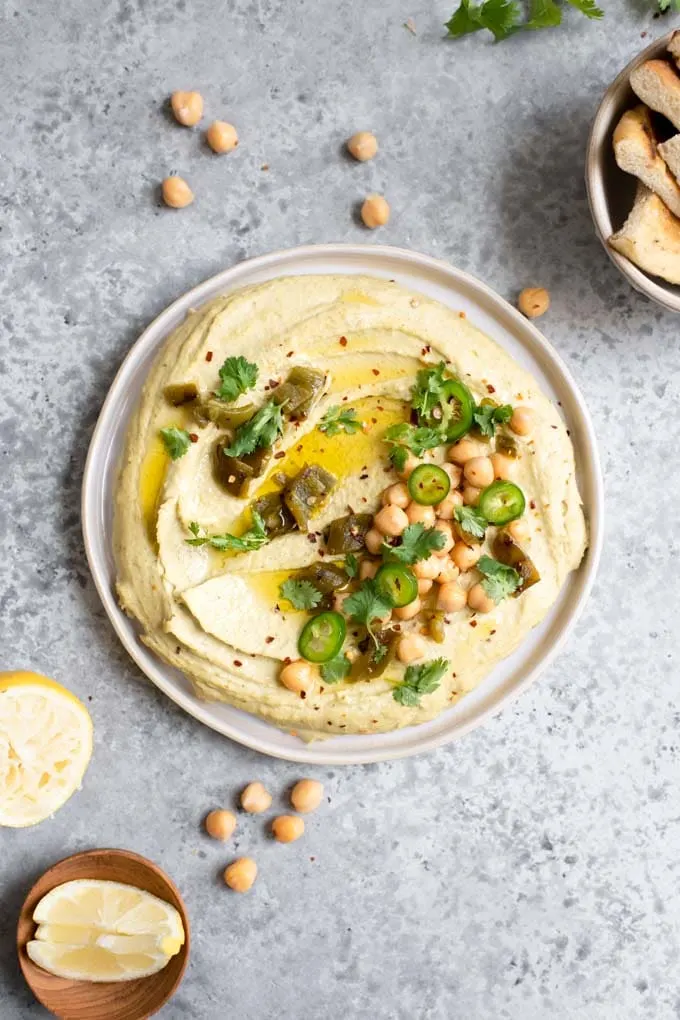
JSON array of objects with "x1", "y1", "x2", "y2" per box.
[{"x1": 16, "y1": 849, "x2": 190, "y2": 1020}]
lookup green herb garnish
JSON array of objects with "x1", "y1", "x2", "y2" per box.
[
  {"x1": 382, "y1": 523, "x2": 447, "y2": 565},
  {"x1": 321, "y1": 654, "x2": 352, "y2": 684},
  {"x1": 318, "y1": 406, "x2": 362, "y2": 437},
  {"x1": 225, "y1": 401, "x2": 285, "y2": 458},
  {"x1": 278, "y1": 578, "x2": 323, "y2": 611},
  {"x1": 215, "y1": 356, "x2": 258, "y2": 403},
  {"x1": 344, "y1": 553, "x2": 359, "y2": 578},
  {"x1": 344, "y1": 579, "x2": 394, "y2": 649},
  {"x1": 472, "y1": 403, "x2": 513, "y2": 438},
  {"x1": 477, "y1": 555, "x2": 521, "y2": 603},
  {"x1": 453, "y1": 505, "x2": 487, "y2": 540},
  {"x1": 384, "y1": 423, "x2": 445, "y2": 470},
  {"x1": 445, "y1": 0, "x2": 602, "y2": 41},
  {"x1": 186, "y1": 511, "x2": 269, "y2": 553},
  {"x1": 393, "y1": 657, "x2": 450, "y2": 706},
  {"x1": 159, "y1": 426, "x2": 192, "y2": 460}
]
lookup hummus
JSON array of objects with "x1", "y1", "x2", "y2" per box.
[{"x1": 114, "y1": 274, "x2": 587, "y2": 739}]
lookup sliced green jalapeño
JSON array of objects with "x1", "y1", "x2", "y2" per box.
[
  {"x1": 407, "y1": 464, "x2": 451, "y2": 506},
  {"x1": 478, "y1": 481, "x2": 526, "y2": 525},
  {"x1": 375, "y1": 564, "x2": 419, "y2": 608},
  {"x1": 418, "y1": 377, "x2": 474, "y2": 443},
  {"x1": 298, "y1": 611, "x2": 346, "y2": 664}
]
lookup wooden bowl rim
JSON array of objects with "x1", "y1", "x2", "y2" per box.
[{"x1": 16, "y1": 848, "x2": 190, "y2": 1020}]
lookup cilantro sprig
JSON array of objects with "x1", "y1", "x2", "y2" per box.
[
  {"x1": 453, "y1": 505, "x2": 487, "y2": 540},
  {"x1": 477, "y1": 555, "x2": 521, "y2": 603},
  {"x1": 278, "y1": 578, "x2": 323, "y2": 611},
  {"x1": 321, "y1": 654, "x2": 352, "y2": 684},
  {"x1": 382, "y1": 523, "x2": 447, "y2": 565},
  {"x1": 215, "y1": 356, "x2": 258, "y2": 403},
  {"x1": 186, "y1": 511, "x2": 269, "y2": 553},
  {"x1": 473, "y1": 403, "x2": 513, "y2": 438},
  {"x1": 159, "y1": 426, "x2": 192, "y2": 460},
  {"x1": 344, "y1": 579, "x2": 394, "y2": 649},
  {"x1": 344, "y1": 553, "x2": 359, "y2": 578},
  {"x1": 393, "y1": 657, "x2": 450, "y2": 706},
  {"x1": 225, "y1": 400, "x2": 285, "y2": 458},
  {"x1": 383, "y1": 423, "x2": 445, "y2": 470},
  {"x1": 318, "y1": 406, "x2": 362, "y2": 437},
  {"x1": 445, "y1": 0, "x2": 603, "y2": 42}
]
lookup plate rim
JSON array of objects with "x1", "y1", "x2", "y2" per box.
[{"x1": 82, "y1": 242, "x2": 604, "y2": 765}]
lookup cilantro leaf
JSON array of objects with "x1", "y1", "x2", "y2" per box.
[
  {"x1": 215, "y1": 356, "x2": 258, "y2": 402},
  {"x1": 278, "y1": 578, "x2": 323, "y2": 611},
  {"x1": 225, "y1": 401, "x2": 285, "y2": 458},
  {"x1": 160, "y1": 426, "x2": 192, "y2": 460},
  {"x1": 477, "y1": 555, "x2": 521, "y2": 603},
  {"x1": 565, "y1": 0, "x2": 603, "y2": 17},
  {"x1": 384, "y1": 423, "x2": 445, "y2": 467},
  {"x1": 411, "y1": 362, "x2": 450, "y2": 419},
  {"x1": 344, "y1": 553, "x2": 359, "y2": 579},
  {"x1": 344, "y1": 579, "x2": 394, "y2": 648},
  {"x1": 472, "y1": 402, "x2": 513, "y2": 438},
  {"x1": 383, "y1": 523, "x2": 447, "y2": 565},
  {"x1": 526, "y1": 0, "x2": 562, "y2": 26},
  {"x1": 373, "y1": 642, "x2": 388, "y2": 663},
  {"x1": 445, "y1": 0, "x2": 485, "y2": 35},
  {"x1": 446, "y1": 0, "x2": 521, "y2": 40},
  {"x1": 185, "y1": 510, "x2": 269, "y2": 553},
  {"x1": 321, "y1": 654, "x2": 352, "y2": 684},
  {"x1": 453, "y1": 505, "x2": 487, "y2": 540},
  {"x1": 393, "y1": 657, "x2": 450, "y2": 706},
  {"x1": 318, "y1": 406, "x2": 362, "y2": 437}
]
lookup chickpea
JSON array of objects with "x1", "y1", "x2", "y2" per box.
[
  {"x1": 347, "y1": 131, "x2": 378, "y2": 161},
  {"x1": 417, "y1": 578, "x2": 433, "y2": 595},
  {"x1": 510, "y1": 406, "x2": 535, "y2": 437},
  {"x1": 382, "y1": 482, "x2": 410, "y2": 509},
  {"x1": 361, "y1": 194, "x2": 390, "y2": 229},
  {"x1": 272, "y1": 815, "x2": 305, "y2": 843},
  {"x1": 434, "y1": 557, "x2": 459, "y2": 584},
  {"x1": 448, "y1": 438, "x2": 483, "y2": 465},
  {"x1": 240, "y1": 781, "x2": 272, "y2": 814},
  {"x1": 161, "y1": 176, "x2": 194, "y2": 208},
  {"x1": 365, "y1": 528, "x2": 384, "y2": 555},
  {"x1": 393, "y1": 597, "x2": 422, "y2": 621},
  {"x1": 413, "y1": 556, "x2": 442, "y2": 580},
  {"x1": 290, "y1": 779, "x2": 324, "y2": 814},
  {"x1": 398, "y1": 454, "x2": 421, "y2": 479},
  {"x1": 518, "y1": 287, "x2": 550, "y2": 319},
  {"x1": 491, "y1": 452, "x2": 515, "y2": 481},
  {"x1": 432, "y1": 520, "x2": 454, "y2": 556},
  {"x1": 505, "y1": 519, "x2": 530, "y2": 543},
  {"x1": 359, "y1": 559, "x2": 379, "y2": 581},
  {"x1": 204, "y1": 809, "x2": 237, "y2": 841},
  {"x1": 435, "y1": 492, "x2": 463, "y2": 519},
  {"x1": 224, "y1": 857, "x2": 257, "y2": 893},
  {"x1": 463, "y1": 457, "x2": 494, "y2": 489},
  {"x1": 451, "y1": 541, "x2": 482, "y2": 572},
  {"x1": 206, "y1": 120, "x2": 239, "y2": 154},
  {"x1": 397, "y1": 633, "x2": 428, "y2": 664},
  {"x1": 441, "y1": 462, "x2": 463, "y2": 487},
  {"x1": 437, "y1": 582, "x2": 467, "y2": 613},
  {"x1": 170, "y1": 90, "x2": 204, "y2": 127},
  {"x1": 406, "y1": 502, "x2": 436, "y2": 527},
  {"x1": 462, "y1": 485, "x2": 481, "y2": 506},
  {"x1": 374, "y1": 504, "x2": 409, "y2": 537},
  {"x1": 467, "y1": 583, "x2": 495, "y2": 614},
  {"x1": 279, "y1": 660, "x2": 317, "y2": 695}
]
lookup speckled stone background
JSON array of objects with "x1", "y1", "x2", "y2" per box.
[{"x1": 3, "y1": 2, "x2": 680, "y2": 1017}]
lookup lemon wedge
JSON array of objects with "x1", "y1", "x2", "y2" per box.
[
  {"x1": 27, "y1": 880, "x2": 185, "y2": 982},
  {"x1": 0, "y1": 671, "x2": 93, "y2": 828}
]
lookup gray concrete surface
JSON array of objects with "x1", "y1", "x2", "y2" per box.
[{"x1": 2, "y1": 2, "x2": 680, "y2": 1017}]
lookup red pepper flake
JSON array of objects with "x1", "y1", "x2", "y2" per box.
[
  {"x1": 360, "y1": 496, "x2": 367, "y2": 503},
  {"x1": 371, "y1": 417, "x2": 377, "y2": 425},
  {"x1": 530, "y1": 500, "x2": 536, "y2": 510},
  {"x1": 264, "y1": 385, "x2": 270, "y2": 391},
  {"x1": 459, "y1": 311, "x2": 466, "y2": 319},
  {"x1": 490, "y1": 629, "x2": 496, "y2": 636},
  {"x1": 189, "y1": 433, "x2": 199, "y2": 443},
  {"x1": 265, "y1": 636, "x2": 274, "y2": 644},
  {"x1": 274, "y1": 451, "x2": 285, "y2": 459},
  {"x1": 233, "y1": 659, "x2": 243, "y2": 667},
  {"x1": 300, "y1": 691, "x2": 307, "y2": 699},
  {"x1": 283, "y1": 656, "x2": 292, "y2": 665},
  {"x1": 377, "y1": 405, "x2": 384, "y2": 412},
  {"x1": 469, "y1": 620, "x2": 477, "y2": 628},
  {"x1": 269, "y1": 379, "x2": 280, "y2": 389},
  {"x1": 339, "y1": 336, "x2": 348, "y2": 346},
  {"x1": 307, "y1": 534, "x2": 317, "y2": 543},
  {"x1": 286, "y1": 350, "x2": 294, "y2": 358},
  {"x1": 296, "y1": 444, "x2": 303, "y2": 452},
  {"x1": 372, "y1": 369, "x2": 380, "y2": 376},
  {"x1": 551, "y1": 425, "x2": 558, "y2": 430},
  {"x1": 487, "y1": 384, "x2": 496, "y2": 394},
  {"x1": 175, "y1": 645, "x2": 181, "y2": 654},
  {"x1": 205, "y1": 351, "x2": 213, "y2": 362},
  {"x1": 360, "y1": 473, "x2": 369, "y2": 480},
  {"x1": 318, "y1": 549, "x2": 326, "y2": 557},
  {"x1": 421, "y1": 348, "x2": 428, "y2": 356}
]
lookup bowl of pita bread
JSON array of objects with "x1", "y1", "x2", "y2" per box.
[{"x1": 587, "y1": 29, "x2": 680, "y2": 312}]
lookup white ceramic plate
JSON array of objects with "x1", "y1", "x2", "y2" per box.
[{"x1": 82, "y1": 244, "x2": 603, "y2": 765}]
